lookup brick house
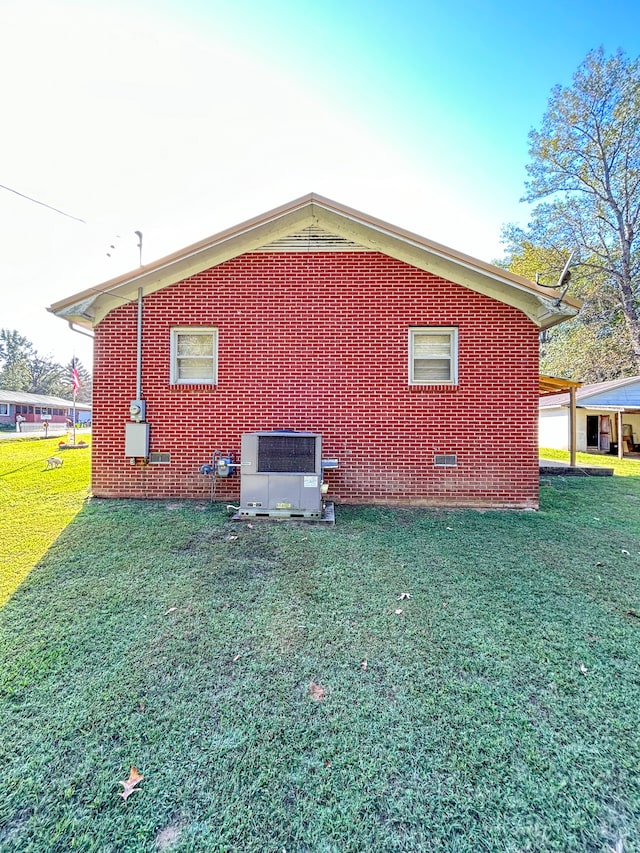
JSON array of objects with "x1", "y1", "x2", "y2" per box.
[
  {"x1": 0, "y1": 390, "x2": 90, "y2": 429},
  {"x1": 49, "y1": 194, "x2": 579, "y2": 509}
]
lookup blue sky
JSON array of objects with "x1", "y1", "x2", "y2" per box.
[{"x1": 1, "y1": 0, "x2": 639, "y2": 367}]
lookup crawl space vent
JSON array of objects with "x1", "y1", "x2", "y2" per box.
[
  {"x1": 149, "y1": 452, "x2": 171, "y2": 464},
  {"x1": 434, "y1": 454, "x2": 457, "y2": 467}
]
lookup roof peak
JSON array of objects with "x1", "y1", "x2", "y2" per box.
[{"x1": 49, "y1": 194, "x2": 581, "y2": 332}]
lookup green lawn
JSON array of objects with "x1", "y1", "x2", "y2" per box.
[
  {"x1": 0, "y1": 435, "x2": 91, "y2": 607},
  {"x1": 1, "y1": 442, "x2": 639, "y2": 851},
  {"x1": 540, "y1": 446, "x2": 640, "y2": 477}
]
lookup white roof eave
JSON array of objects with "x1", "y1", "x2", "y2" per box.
[{"x1": 49, "y1": 197, "x2": 581, "y2": 331}]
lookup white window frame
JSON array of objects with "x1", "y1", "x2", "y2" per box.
[
  {"x1": 0, "y1": 403, "x2": 8, "y2": 415},
  {"x1": 409, "y1": 327, "x2": 458, "y2": 385},
  {"x1": 170, "y1": 327, "x2": 218, "y2": 385}
]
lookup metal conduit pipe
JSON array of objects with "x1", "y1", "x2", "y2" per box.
[{"x1": 136, "y1": 287, "x2": 143, "y2": 401}]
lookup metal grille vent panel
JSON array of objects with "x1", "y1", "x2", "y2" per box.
[
  {"x1": 149, "y1": 452, "x2": 171, "y2": 464},
  {"x1": 258, "y1": 435, "x2": 316, "y2": 472},
  {"x1": 434, "y1": 454, "x2": 458, "y2": 467},
  {"x1": 254, "y1": 226, "x2": 368, "y2": 252}
]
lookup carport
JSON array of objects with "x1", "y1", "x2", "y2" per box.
[{"x1": 539, "y1": 375, "x2": 582, "y2": 466}]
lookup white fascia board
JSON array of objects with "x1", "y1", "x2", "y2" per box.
[
  {"x1": 84, "y1": 208, "x2": 317, "y2": 327},
  {"x1": 52, "y1": 198, "x2": 578, "y2": 330},
  {"x1": 312, "y1": 207, "x2": 578, "y2": 329}
]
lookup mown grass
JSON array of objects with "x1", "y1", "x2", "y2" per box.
[
  {"x1": 0, "y1": 436, "x2": 91, "y2": 607},
  {"x1": 0, "y1": 453, "x2": 639, "y2": 851},
  {"x1": 540, "y1": 446, "x2": 640, "y2": 477}
]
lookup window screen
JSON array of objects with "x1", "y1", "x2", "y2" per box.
[
  {"x1": 409, "y1": 328, "x2": 457, "y2": 384},
  {"x1": 258, "y1": 435, "x2": 317, "y2": 472},
  {"x1": 171, "y1": 328, "x2": 218, "y2": 384}
]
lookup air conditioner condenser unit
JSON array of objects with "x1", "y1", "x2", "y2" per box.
[{"x1": 239, "y1": 431, "x2": 323, "y2": 519}]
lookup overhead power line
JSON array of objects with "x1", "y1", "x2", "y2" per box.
[{"x1": 0, "y1": 182, "x2": 87, "y2": 223}]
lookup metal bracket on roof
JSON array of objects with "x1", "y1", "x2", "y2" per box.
[{"x1": 552, "y1": 251, "x2": 575, "y2": 307}]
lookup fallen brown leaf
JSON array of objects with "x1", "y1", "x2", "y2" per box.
[
  {"x1": 309, "y1": 681, "x2": 326, "y2": 701},
  {"x1": 119, "y1": 766, "x2": 144, "y2": 801}
]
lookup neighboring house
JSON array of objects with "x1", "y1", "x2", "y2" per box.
[
  {"x1": 49, "y1": 194, "x2": 579, "y2": 508},
  {"x1": 539, "y1": 376, "x2": 640, "y2": 456},
  {"x1": 0, "y1": 390, "x2": 91, "y2": 429}
]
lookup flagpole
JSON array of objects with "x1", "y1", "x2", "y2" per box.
[{"x1": 72, "y1": 357, "x2": 77, "y2": 446}]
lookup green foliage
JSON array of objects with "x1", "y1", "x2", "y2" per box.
[
  {"x1": 0, "y1": 329, "x2": 92, "y2": 399},
  {"x1": 526, "y1": 48, "x2": 640, "y2": 207},
  {"x1": 540, "y1": 317, "x2": 636, "y2": 381},
  {"x1": 505, "y1": 48, "x2": 640, "y2": 377},
  {"x1": 502, "y1": 236, "x2": 636, "y2": 380},
  {"x1": 0, "y1": 329, "x2": 34, "y2": 391},
  {"x1": 501, "y1": 238, "x2": 565, "y2": 284},
  {"x1": 1, "y1": 458, "x2": 640, "y2": 850}
]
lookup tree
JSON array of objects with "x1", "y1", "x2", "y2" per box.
[
  {"x1": 539, "y1": 318, "x2": 635, "y2": 382},
  {"x1": 0, "y1": 329, "x2": 92, "y2": 398},
  {"x1": 28, "y1": 355, "x2": 66, "y2": 395},
  {"x1": 501, "y1": 237, "x2": 636, "y2": 380},
  {"x1": 519, "y1": 47, "x2": 640, "y2": 374},
  {"x1": 0, "y1": 329, "x2": 34, "y2": 391}
]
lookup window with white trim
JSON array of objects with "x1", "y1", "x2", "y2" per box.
[
  {"x1": 171, "y1": 327, "x2": 218, "y2": 384},
  {"x1": 0, "y1": 403, "x2": 8, "y2": 415},
  {"x1": 409, "y1": 327, "x2": 458, "y2": 385}
]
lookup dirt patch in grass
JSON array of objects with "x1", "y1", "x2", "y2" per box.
[{"x1": 155, "y1": 822, "x2": 182, "y2": 849}]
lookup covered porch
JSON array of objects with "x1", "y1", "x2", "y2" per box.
[
  {"x1": 539, "y1": 375, "x2": 583, "y2": 466},
  {"x1": 539, "y1": 375, "x2": 640, "y2": 462}
]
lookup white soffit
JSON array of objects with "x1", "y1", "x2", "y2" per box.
[{"x1": 49, "y1": 195, "x2": 579, "y2": 330}]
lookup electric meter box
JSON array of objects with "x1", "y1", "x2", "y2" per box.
[
  {"x1": 125, "y1": 422, "x2": 150, "y2": 457},
  {"x1": 129, "y1": 400, "x2": 146, "y2": 422}
]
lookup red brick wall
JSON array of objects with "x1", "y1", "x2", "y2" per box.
[{"x1": 92, "y1": 252, "x2": 540, "y2": 508}]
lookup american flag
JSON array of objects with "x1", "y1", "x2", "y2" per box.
[{"x1": 71, "y1": 363, "x2": 81, "y2": 395}]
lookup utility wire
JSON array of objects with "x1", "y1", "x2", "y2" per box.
[{"x1": 0, "y1": 182, "x2": 87, "y2": 224}]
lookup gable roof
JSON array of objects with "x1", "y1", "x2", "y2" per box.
[
  {"x1": 539, "y1": 375, "x2": 640, "y2": 410},
  {"x1": 0, "y1": 389, "x2": 91, "y2": 411},
  {"x1": 48, "y1": 193, "x2": 581, "y2": 331}
]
